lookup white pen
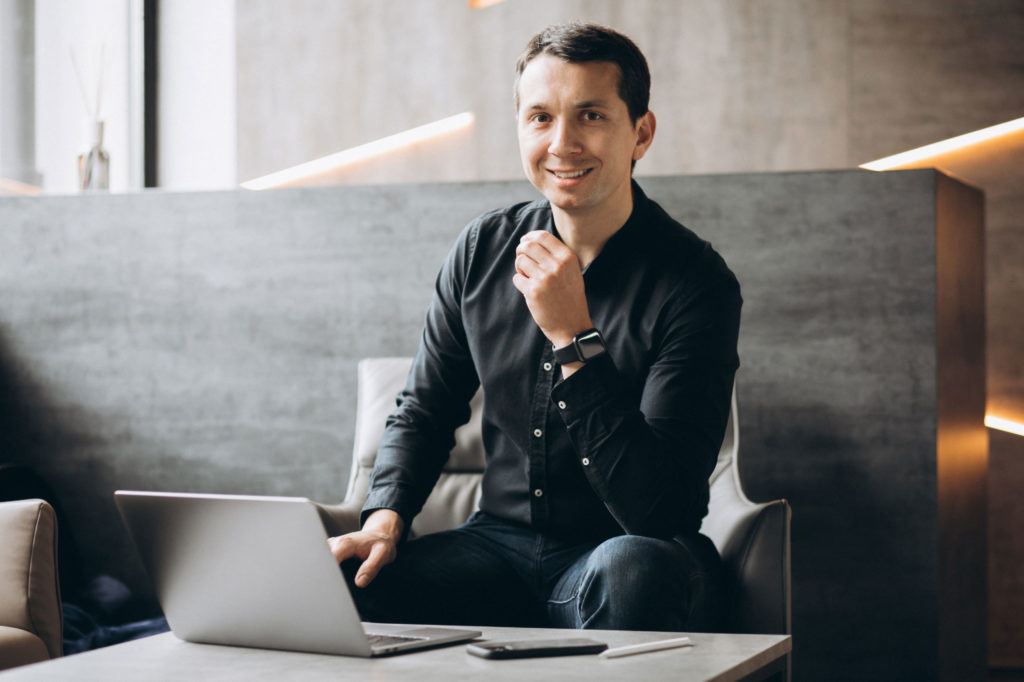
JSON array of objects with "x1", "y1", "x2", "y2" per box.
[{"x1": 599, "y1": 636, "x2": 693, "y2": 659}]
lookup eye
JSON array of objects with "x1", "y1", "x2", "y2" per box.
[
  {"x1": 530, "y1": 113, "x2": 551, "y2": 124},
  {"x1": 582, "y1": 111, "x2": 603, "y2": 121}
]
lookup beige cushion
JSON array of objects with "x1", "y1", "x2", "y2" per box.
[{"x1": 0, "y1": 499, "x2": 63, "y2": 665}]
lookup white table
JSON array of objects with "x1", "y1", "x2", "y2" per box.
[{"x1": 0, "y1": 627, "x2": 791, "y2": 681}]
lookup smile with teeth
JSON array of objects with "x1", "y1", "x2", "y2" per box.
[{"x1": 550, "y1": 168, "x2": 592, "y2": 179}]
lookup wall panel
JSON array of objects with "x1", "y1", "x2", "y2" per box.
[{"x1": 0, "y1": 169, "x2": 986, "y2": 679}]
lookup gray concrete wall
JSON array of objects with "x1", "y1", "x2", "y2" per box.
[
  {"x1": 234, "y1": 0, "x2": 1024, "y2": 180},
  {"x1": 0, "y1": 170, "x2": 986, "y2": 680}
]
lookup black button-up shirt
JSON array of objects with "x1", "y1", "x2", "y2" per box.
[{"x1": 363, "y1": 182, "x2": 741, "y2": 542}]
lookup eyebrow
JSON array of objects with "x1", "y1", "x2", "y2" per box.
[{"x1": 523, "y1": 99, "x2": 613, "y2": 111}]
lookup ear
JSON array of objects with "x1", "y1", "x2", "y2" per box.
[{"x1": 632, "y1": 111, "x2": 656, "y2": 162}]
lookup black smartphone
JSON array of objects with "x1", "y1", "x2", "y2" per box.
[{"x1": 466, "y1": 637, "x2": 608, "y2": 659}]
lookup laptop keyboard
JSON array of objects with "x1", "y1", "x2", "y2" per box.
[{"x1": 366, "y1": 633, "x2": 427, "y2": 648}]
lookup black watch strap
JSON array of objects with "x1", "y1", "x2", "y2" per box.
[{"x1": 552, "y1": 328, "x2": 606, "y2": 365}]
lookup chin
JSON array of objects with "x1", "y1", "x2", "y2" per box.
[{"x1": 548, "y1": 199, "x2": 593, "y2": 217}]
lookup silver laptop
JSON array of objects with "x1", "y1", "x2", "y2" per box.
[{"x1": 114, "y1": 490, "x2": 480, "y2": 656}]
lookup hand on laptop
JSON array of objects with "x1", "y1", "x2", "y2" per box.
[{"x1": 328, "y1": 509, "x2": 404, "y2": 587}]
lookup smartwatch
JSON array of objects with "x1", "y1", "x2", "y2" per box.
[{"x1": 552, "y1": 328, "x2": 607, "y2": 365}]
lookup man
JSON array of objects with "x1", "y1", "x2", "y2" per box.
[{"x1": 329, "y1": 22, "x2": 741, "y2": 631}]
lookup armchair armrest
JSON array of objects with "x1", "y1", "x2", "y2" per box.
[
  {"x1": 314, "y1": 500, "x2": 363, "y2": 538},
  {"x1": 0, "y1": 499, "x2": 63, "y2": 667}
]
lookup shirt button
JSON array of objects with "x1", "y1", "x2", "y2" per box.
[
  {"x1": 533, "y1": 428, "x2": 543, "y2": 438},
  {"x1": 534, "y1": 488, "x2": 544, "y2": 497},
  {"x1": 582, "y1": 457, "x2": 590, "y2": 466},
  {"x1": 557, "y1": 400, "x2": 567, "y2": 410},
  {"x1": 543, "y1": 362, "x2": 553, "y2": 371}
]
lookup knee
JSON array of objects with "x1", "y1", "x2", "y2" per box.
[
  {"x1": 583, "y1": 536, "x2": 681, "y2": 601},
  {"x1": 578, "y1": 535, "x2": 726, "y2": 632},
  {"x1": 571, "y1": 536, "x2": 697, "y2": 631}
]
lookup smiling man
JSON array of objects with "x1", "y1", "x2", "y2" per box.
[{"x1": 329, "y1": 23, "x2": 742, "y2": 632}]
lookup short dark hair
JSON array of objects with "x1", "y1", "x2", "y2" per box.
[{"x1": 514, "y1": 23, "x2": 651, "y2": 124}]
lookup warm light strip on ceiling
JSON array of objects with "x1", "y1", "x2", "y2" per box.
[
  {"x1": 860, "y1": 116, "x2": 1024, "y2": 171},
  {"x1": 240, "y1": 112, "x2": 475, "y2": 190},
  {"x1": 986, "y1": 415, "x2": 1024, "y2": 438},
  {"x1": 0, "y1": 177, "x2": 44, "y2": 195}
]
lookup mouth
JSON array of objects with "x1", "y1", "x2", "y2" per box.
[{"x1": 548, "y1": 168, "x2": 593, "y2": 180}]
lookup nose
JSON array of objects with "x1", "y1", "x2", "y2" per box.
[{"x1": 548, "y1": 120, "x2": 582, "y2": 157}]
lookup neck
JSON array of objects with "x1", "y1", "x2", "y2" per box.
[{"x1": 552, "y1": 186, "x2": 635, "y2": 268}]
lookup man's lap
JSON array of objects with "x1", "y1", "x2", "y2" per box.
[
  {"x1": 342, "y1": 512, "x2": 547, "y2": 626},
  {"x1": 342, "y1": 511, "x2": 723, "y2": 630}
]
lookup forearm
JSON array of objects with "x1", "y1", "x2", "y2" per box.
[{"x1": 553, "y1": 354, "x2": 734, "y2": 538}]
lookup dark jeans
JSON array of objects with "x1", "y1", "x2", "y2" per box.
[{"x1": 342, "y1": 511, "x2": 725, "y2": 631}]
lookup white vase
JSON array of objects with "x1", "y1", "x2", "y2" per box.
[{"x1": 77, "y1": 120, "x2": 110, "y2": 191}]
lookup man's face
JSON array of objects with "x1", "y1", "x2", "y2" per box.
[{"x1": 516, "y1": 54, "x2": 654, "y2": 223}]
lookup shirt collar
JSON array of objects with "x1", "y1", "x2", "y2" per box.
[{"x1": 578, "y1": 179, "x2": 649, "y2": 275}]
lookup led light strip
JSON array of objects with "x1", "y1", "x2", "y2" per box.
[
  {"x1": 0, "y1": 177, "x2": 44, "y2": 195},
  {"x1": 240, "y1": 112, "x2": 475, "y2": 190},
  {"x1": 860, "y1": 116, "x2": 1024, "y2": 171},
  {"x1": 986, "y1": 415, "x2": 1024, "y2": 438}
]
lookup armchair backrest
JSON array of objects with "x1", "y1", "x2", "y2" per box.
[
  {"x1": 344, "y1": 357, "x2": 485, "y2": 539},
  {"x1": 699, "y1": 390, "x2": 792, "y2": 635},
  {"x1": 339, "y1": 357, "x2": 790, "y2": 635}
]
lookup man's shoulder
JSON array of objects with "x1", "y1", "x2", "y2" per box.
[
  {"x1": 472, "y1": 196, "x2": 550, "y2": 231},
  {"x1": 635, "y1": 193, "x2": 740, "y2": 299},
  {"x1": 640, "y1": 195, "x2": 705, "y2": 253},
  {"x1": 456, "y1": 197, "x2": 550, "y2": 256}
]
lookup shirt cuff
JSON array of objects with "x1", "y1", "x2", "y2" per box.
[
  {"x1": 550, "y1": 352, "x2": 618, "y2": 424},
  {"x1": 361, "y1": 486, "x2": 415, "y2": 542}
]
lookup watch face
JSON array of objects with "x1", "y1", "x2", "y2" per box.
[{"x1": 576, "y1": 330, "x2": 606, "y2": 361}]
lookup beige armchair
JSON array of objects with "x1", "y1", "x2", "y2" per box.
[
  {"x1": 319, "y1": 358, "x2": 486, "y2": 540},
  {"x1": 318, "y1": 357, "x2": 791, "y2": 635},
  {"x1": 0, "y1": 499, "x2": 63, "y2": 671}
]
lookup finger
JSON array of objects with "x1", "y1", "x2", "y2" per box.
[
  {"x1": 329, "y1": 533, "x2": 377, "y2": 563},
  {"x1": 516, "y1": 240, "x2": 551, "y2": 268},
  {"x1": 521, "y1": 230, "x2": 572, "y2": 259},
  {"x1": 355, "y1": 542, "x2": 395, "y2": 587},
  {"x1": 520, "y1": 229, "x2": 560, "y2": 246},
  {"x1": 512, "y1": 272, "x2": 541, "y2": 299},
  {"x1": 512, "y1": 272, "x2": 528, "y2": 294},
  {"x1": 517, "y1": 238, "x2": 568, "y2": 276},
  {"x1": 519, "y1": 236, "x2": 580, "y2": 277},
  {"x1": 517, "y1": 236, "x2": 556, "y2": 265},
  {"x1": 328, "y1": 535, "x2": 354, "y2": 563},
  {"x1": 514, "y1": 252, "x2": 543, "y2": 279}
]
